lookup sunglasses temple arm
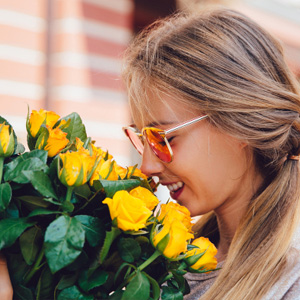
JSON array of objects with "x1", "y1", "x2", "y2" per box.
[{"x1": 164, "y1": 115, "x2": 208, "y2": 135}]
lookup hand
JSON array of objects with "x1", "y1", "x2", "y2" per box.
[{"x1": 0, "y1": 252, "x2": 13, "y2": 300}]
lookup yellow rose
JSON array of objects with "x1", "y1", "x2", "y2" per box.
[
  {"x1": 90, "y1": 159, "x2": 118, "y2": 184},
  {"x1": 129, "y1": 167, "x2": 148, "y2": 180},
  {"x1": 152, "y1": 219, "x2": 194, "y2": 259},
  {"x1": 114, "y1": 164, "x2": 127, "y2": 179},
  {"x1": 157, "y1": 202, "x2": 193, "y2": 232},
  {"x1": 129, "y1": 186, "x2": 159, "y2": 210},
  {"x1": 0, "y1": 123, "x2": 14, "y2": 158},
  {"x1": 37, "y1": 126, "x2": 69, "y2": 157},
  {"x1": 58, "y1": 149, "x2": 95, "y2": 187},
  {"x1": 75, "y1": 137, "x2": 84, "y2": 150},
  {"x1": 185, "y1": 237, "x2": 218, "y2": 272},
  {"x1": 114, "y1": 165, "x2": 148, "y2": 180},
  {"x1": 28, "y1": 109, "x2": 60, "y2": 138},
  {"x1": 75, "y1": 139, "x2": 102, "y2": 164},
  {"x1": 90, "y1": 144, "x2": 113, "y2": 160},
  {"x1": 103, "y1": 190, "x2": 152, "y2": 231},
  {"x1": 58, "y1": 119, "x2": 67, "y2": 128},
  {"x1": 99, "y1": 160, "x2": 118, "y2": 180}
]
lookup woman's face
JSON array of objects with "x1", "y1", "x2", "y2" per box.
[{"x1": 134, "y1": 93, "x2": 259, "y2": 217}]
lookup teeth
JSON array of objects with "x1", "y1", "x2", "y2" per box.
[{"x1": 167, "y1": 181, "x2": 183, "y2": 192}]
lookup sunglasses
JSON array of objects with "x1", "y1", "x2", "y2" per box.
[{"x1": 123, "y1": 115, "x2": 208, "y2": 163}]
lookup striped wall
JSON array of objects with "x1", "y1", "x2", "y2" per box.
[{"x1": 0, "y1": 0, "x2": 134, "y2": 166}]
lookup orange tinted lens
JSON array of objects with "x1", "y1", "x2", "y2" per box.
[
  {"x1": 144, "y1": 128, "x2": 172, "y2": 162},
  {"x1": 124, "y1": 128, "x2": 144, "y2": 154}
]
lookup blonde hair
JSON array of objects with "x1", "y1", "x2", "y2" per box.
[{"x1": 122, "y1": 8, "x2": 300, "y2": 299}]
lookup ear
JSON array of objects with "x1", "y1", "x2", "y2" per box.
[
  {"x1": 241, "y1": 142, "x2": 254, "y2": 163},
  {"x1": 239, "y1": 141, "x2": 248, "y2": 149}
]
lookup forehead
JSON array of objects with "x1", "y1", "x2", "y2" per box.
[{"x1": 130, "y1": 91, "x2": 199, "y2": 129}]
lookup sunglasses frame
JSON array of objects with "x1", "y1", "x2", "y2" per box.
[{"x1": 123, "y1": 115, "x2": 208, "y2": 163}]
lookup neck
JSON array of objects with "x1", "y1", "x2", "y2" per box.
[
  {"x1": 214, "y1": 172, "x2": 263, "y2": 262},
  {"x1": 215, "y1": 211, "x2": 243, "y2": 262},
  {"x1": 214, "y1": 209, "x2": 244, "y2": 262}
]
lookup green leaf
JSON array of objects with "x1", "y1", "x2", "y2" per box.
[
  {"x1": 144, "y1": 273, "x2": 161, "y2": 300},
  {"x1": 0, "y1": 201, "x2": 19, "y2": 219},
  {"x1": 0, "y1": 218, "x2": 35, "y2": 249},
  {"x1": 65, "y1": 250, "x2": 89, "y2": 272},
  {"x1": 28, "y1": 208, "x2": 62, "y2": 217},
  {"x1": 27, "y1": 135, "x2": 36, "y2": 151},
  {"x1": 61, "y1": 200, "x2": 74, "y2": 213},
  {"x1": 25, "y1": 171, "x2": 58, "y2": 199},
  {"x1": 75, "y1": 215, "x2": 105, "y2": 247},
  {"x1": 171, "y1": 271, "x2": 187, "y2": 293},
  {"x1": 47, "y1": 156, "x2": 59, "y2": 180},
  {"x1": 17, "y1": 195, "x2": 50, "y2": 209},
  {"x1": 122, "y1": 270, "x2": 150, "y2": 300},
  {"x1": 4, "y1": 157, "x2": 49, "y2": 183},
  {"x1": 114, "y1": 262, "x2": 135, "y2": 284},
  {"x1": 13, "y1": 284, "x2": 34, "y2": 300},
  {"x1": 56, "y1": 273, "x2": 79, "y2": 290},
  {"x1": 61, "y1": 112, "x2": 87, "y2": 144},
  {"x1": 58, "y1": 286, "x2": 93, "y2": 300},
  {"x1": 14, "y1": 142, "x2": 25, "y2": 155},
  {"x1": 74, "y1": 184, "x2": 92, "y2": 199},
  {"x1": 161, "y1": 286, "x2": 183, "y2": 300},
  {"x1": 36, "y1": 266, "x2": 55, "y2": 300},
  {"x1": 4, "y1": 149, "x2": 48, "y2": 181},
  {"x1": 118, "y1": 238, "x2": 141, "y2": 263},
  {"x1": 16, "y1": 195, "x2": 61, "y2": 211},
  {"x1": 19, "y1": 226, "x2": 42, "y2": 265},
  {"x1": 99, "y1": 227, "x2": 121, "y2": 263},
  {"x1": 6, "y1": 252, "x2": 31, "y2": 284},
  {"x1": 109, "y1": 290, "x2": 124, "y2": 299},
  {"x1": 0, "y1": 182, "x2": 12, "y2": 211},
  {"x1": 44, "y1": 215, "x2": 85, "y2": 273},
  {"x1": 98, "y1": 179, "x2": 142, "y2": 198},
  {"x1": 78, "y1": 268, "x2": 109, "y2": 292}
]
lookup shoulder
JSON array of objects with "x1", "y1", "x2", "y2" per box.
[
  {"x1": 183, "y1": 261, "x2": 224, "y2": 300},
  {"x1": 264, "y1": 247, "x2": 300, "y2": 300},
  {"x1": 282, "y1": 276, "x2": 300, "y2": 300},
  {"x1": 282, "y1": 245, "x2": 300, "y2": 300}
]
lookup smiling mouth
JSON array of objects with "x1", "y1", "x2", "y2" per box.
[
  {"x1": 166, "y1": 181, "x2": 184, "y2": 200},
  {"x1": 166, "y1": 181, "x2": 183, "y2": 192}
]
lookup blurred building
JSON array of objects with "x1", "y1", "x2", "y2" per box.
[
  {"x1": 0, "y1": 0, "x2": 299, "y2": 170},
  {"x1": 235, "y1": 0, "x2": 300, "y2": 78},
  {"x1": 0, "y1": 0, "x2": 133, "y2": 165}
]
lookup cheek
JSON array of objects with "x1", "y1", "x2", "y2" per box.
[{"x1": 175, "y1": 128, "x2": 247, "y2": 190}]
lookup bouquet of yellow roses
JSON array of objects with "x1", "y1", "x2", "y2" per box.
[{"x1": 0, "y1": 109, "x2": 217, "y2": 300}]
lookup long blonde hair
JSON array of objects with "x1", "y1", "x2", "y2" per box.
[{"x1": 122, "y1": 8, "x2": 300, "y2": 299}]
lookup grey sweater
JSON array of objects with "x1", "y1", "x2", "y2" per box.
[{"x1": 184, "y1": 230, "x2": 300, "y2": 300}]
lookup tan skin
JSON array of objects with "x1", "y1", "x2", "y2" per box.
[
  {"x1": 135, "y1": 94, "x2": 263, "y2": 262},
  {"x1": 0, "y1": 253, "x2": 13, "y2": 299}
]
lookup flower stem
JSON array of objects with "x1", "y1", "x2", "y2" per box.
[
  {"x1": 62, "y1": 186, "x2": 75, "y2": 212},
  {"x1": 158, "y1": 273, "x2": 173, "y2": 284},
  {"x1": 65, "y1": 186, "x2": 74, "y2": 203},
  {"x1": 117, "y1": 250, "x2": 162, "y2": 292},
  {"x1": 138, "y1": 250, "x2": 161, "y2": 271},
  {"x1": 0, "y1": 157, "x2": 4, "y2": 183},
  {"x1": 24, "y1": 246, "x2": 45, "y2": 284},
  {"x1": 73, "y1": 188, "x2": 102, "y2": 214}
]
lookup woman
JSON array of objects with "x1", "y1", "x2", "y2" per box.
[
  {"x1": 122, "y1": 8, "x2": 300, "y2": 300},
  {"x1": 0, "y1": 253, "x2": 13, "y2": 299}
]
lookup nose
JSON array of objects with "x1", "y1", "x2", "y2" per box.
[{"x1": 140, "y1": 144, "x2": 165, "y2": 177}]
